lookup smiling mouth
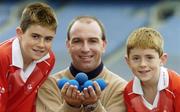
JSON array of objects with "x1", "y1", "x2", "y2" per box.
[
  {"x1": 79, "y1": 55, "x2": 93, "y2": 59},
  {"x1": 33, "y1": 49, "x2": 45, "y2": 54},
  {"x1": 139, "y1": 70, "x2": 150, "y2": 74},
  {"x1": 79, "y1": 56, "x2": 93, "y2": 63}
]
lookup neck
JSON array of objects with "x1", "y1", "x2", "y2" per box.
[
  {"x1": 20, "y1": 42, "x2": 33, "y2": 71},
  {"x1": 70, "y1": 62, "x2": 104, "y2": 80},
  {"x1": 142, "y1": 73, "x2": 160, "y2": 89},
  {"x1": 23, "y1": 59, "x2": 33, "y2": 71},
  {"x1": 141, "y1": 79, "x2": 158, "y2": 105},
  {"x1": 141, "y1": 80, "x2": 158, "y2": 90}
]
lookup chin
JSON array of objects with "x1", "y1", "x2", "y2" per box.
[
  {"x1": 140, "y1": 77, "x2": 151, "y2": 82},
  {"x1": 32, "y1": 56, "x2": 42, "y2": 61},
  {"x1": 80, "y1": 66, "x2": 92, "y2": 72}
]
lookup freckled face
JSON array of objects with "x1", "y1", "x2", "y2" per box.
[{"x1": 126, "y1": 48, "x2": 164, "y2": 83}]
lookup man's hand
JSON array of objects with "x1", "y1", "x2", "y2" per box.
[
  {"x1": 81, "y1": 81, "x2": 101, "y2": 105},
  {"x1": 61, "y1": 82, "x2": 82, "y2": 107}
]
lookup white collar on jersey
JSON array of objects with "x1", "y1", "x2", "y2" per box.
[
  {"x1": 132, "y1": 66, "x2": 169, "y2": 95},
  {"x1": 12, "y1": 37, "x2": 50, "y2": 69}
]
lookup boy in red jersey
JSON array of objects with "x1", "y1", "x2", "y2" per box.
[
  {"x1": 0, "y1": 2, "x2": 57, "y2": 112},
  {"x1": 124, "y1": 27, "x2": 180, "y2": 112}
]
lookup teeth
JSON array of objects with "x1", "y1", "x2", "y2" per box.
[
  {"x1": 33, "y1": 49, "x2": 44, "y2": 54},
  {"x1": 139, "y1": 70, "x2": 149, "y2": 73},
  {"x1": 34, "y1": 49, "x2": 44, "y2": 52},
  {"x1": 80, "y1": 56, "x2": 91, "y2": 57},
  {"x1": 81, "y1": 57, "x2": 90, "y2": 59}
]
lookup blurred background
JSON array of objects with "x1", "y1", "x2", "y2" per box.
[{"x1": 0, "y1": 0, "x2": 179, "y2": 81}]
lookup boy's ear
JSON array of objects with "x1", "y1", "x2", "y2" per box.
[
  {"x1": 125, "y1": 55, "x2": 130, "y2": 66},
  {"x1": 160, "y1": 53, "x2": 168, "y2": 65},
  {"x1": 16, "y1": 27, "x2": 23, "y2": 38}
]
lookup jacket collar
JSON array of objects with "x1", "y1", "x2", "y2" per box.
[{"x1": 69, "y1": 62, "x2": 104, "y2": 80}]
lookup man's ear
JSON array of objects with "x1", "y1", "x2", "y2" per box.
[
  {"x1": 102, "y1": 40, "x2": 107, "y2": 53},
  {"x1": 16, "y1": 27, "x2": 23, "y2": 38},
  {"x1": 66, "y1": 39, "x2": 71, "y2": 53},
  {"x1": 66, "y1": 39, "x2": 70, "y2": 48},
  {"x1": 160, "y1": 53, "x2": 168, "y2": 66}
]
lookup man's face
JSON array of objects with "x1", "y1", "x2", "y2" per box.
[
  {"x1": 17, "y1": 24, "x2": 55, "y2": 64},
  {"x1": 67, "y1": 20, "x2": 106, "y2": 72}
]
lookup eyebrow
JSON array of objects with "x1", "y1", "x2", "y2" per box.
[{"x1": 32, "y1": 33, "x2": 54, "y2": 39}]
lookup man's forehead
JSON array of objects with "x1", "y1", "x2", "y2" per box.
[
  {"x1": 70, "y1": 20, "x2": 101, "y2": 33},
  {"x1": 78, "y1": 18, "x2": 95, "y2": 23},
  {"x1": 73, "y1": 19, "x2": 99, "y2": 27},
  {"x1": 71, "y1": 36, "x2": 101, "y2": 40}
]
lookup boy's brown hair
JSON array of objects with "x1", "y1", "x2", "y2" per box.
[
  {"x1": 126, "y1": 27, "x2": 164, "y2": 57},
  {"x1": 20, "y1": 2, "x2": 58, "y2": 33}
]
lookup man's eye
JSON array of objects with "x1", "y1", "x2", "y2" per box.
[
  {"x1": 72, "y1": 39, "x2": 81, "y2": 43},
  {"x1": 132, "y1": 57, "x2": 139, "y2": 60},
  {"x1": 90, "y1": 39, "x2": 98, "y2": 43},
  {"x1": 32, "y1": 35, "x2": 39, "y2": 39}
]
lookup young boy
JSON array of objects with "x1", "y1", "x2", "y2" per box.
[
  {"x1": 124, "y1": 27, "x2": 180, "y2": 112},
  {"x1": 0, "y1": 2, "x2": 57, "y2": 112}
]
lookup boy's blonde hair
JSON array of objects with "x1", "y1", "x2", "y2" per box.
[
  {"x1": 126, "y1": 27, "x2": 164, "y2": 57},
  {"x1": 20, "y1": 2, "x2": 58, "y2": 33}
]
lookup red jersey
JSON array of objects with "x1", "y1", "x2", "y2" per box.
[
  {"x1": 0, "y1": 37, "x2": 55, "y2": 112},
  {"x1": 124, "y1": 69, "x2": 180, "y2": 112}
]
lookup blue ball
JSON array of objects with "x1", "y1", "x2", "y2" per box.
[
  {"x1": 82, "y1": 80, "x2": 94, "y2": 90},
  {"x1": 57, "y1": 77, "x2": 69, "y2": 89},
  {"x1": 78, "y1": 85, "x2": 83, "y2": 92},
  {"x1": 68, "y1": 79, "x2": 79, "y2": 88},
  {"x1": 95, "y1": 79, "x2": 107, "y2": 90},
  {"x1": 75, "y1": 72, "x2": 88, "y2": 85}
]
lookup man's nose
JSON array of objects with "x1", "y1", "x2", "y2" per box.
[{"x1": 81, "y1": 42, "x2": 90, "y2": 52}]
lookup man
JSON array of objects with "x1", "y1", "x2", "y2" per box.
[
  {"x1": 36, "y1": 16, "x2": 127, "y2": 112},
  {"x1": 0, "y1": 2, "x2": 57, "y2": 112}
]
